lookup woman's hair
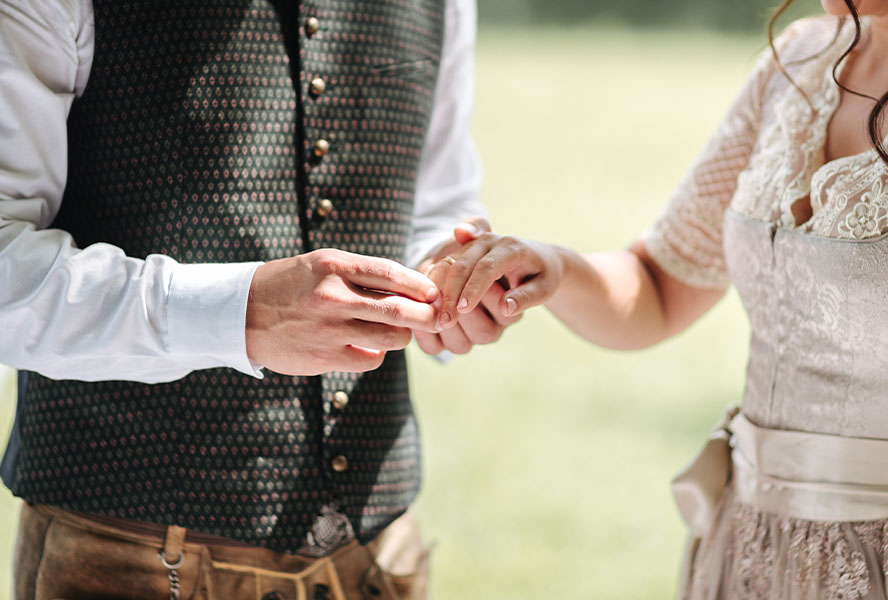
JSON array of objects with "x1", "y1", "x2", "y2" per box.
[{"x1": 768, "y1": 0, "x2": 888, "y2": 166}]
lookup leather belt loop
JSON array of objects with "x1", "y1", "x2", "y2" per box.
[{"x1": 163, "y1": 525, "x2": 187, "y2": 565}]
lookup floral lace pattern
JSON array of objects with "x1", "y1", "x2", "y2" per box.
[
  {"x1": 687, "y1": 489, "x2": 888, "y2": 600},
  {"x1": 645, "y1": 16, "x2": 888, "y2": 289},
  {"x1": 832, "y1": 176, "x2": 888, "y2": 239}
]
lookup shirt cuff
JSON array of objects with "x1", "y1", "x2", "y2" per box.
[{"x1": 166, "y1": 261, "x2": 265, "y2": 378}]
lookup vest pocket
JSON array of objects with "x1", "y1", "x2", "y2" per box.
[{"x1": 371, "y1": 58, "x2": 438, "y2": 84}]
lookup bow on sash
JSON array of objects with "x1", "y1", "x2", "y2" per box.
[{"x1": 670, "y1": 406, "x2": 739, "y2": 537}]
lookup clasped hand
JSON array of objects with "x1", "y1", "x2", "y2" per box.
[
  {"x1": 418, "y1": 218, "x2": 564, "y2": 355},
  {"x1": 245, "y1": 217, "x2": 561, "y2": 375}
]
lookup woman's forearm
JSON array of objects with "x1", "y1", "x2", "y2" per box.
[
  {"x1": 545, "y1": 243, "x2": 725, "y2": 350},
  {"x1": 425, "y1": 228, "x2": 725, "y2": 349}
]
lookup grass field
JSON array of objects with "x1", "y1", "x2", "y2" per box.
[{"x1": 0, "y1": 25, "x2": 768, "y2": 599}]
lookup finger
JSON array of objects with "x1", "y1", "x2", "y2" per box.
[
  {"x1": 437, "y1": 322, "x2": 473, "y2": 355},
  {"x1": 344, "y1": 254, "x2": 439, "y2": 303},
  {"x1": 454, "y1": 243, "x2": 526, "y2": 316},
  {"x1": 413, "y1": 330, "x2": 446, "y2": 355},
  {"x1": 453, "y1": 215, "x2": 491, "y2": 244},
  {"x1": 456, "y1": 306, "x2": 504, "y2": 346},
  {"x1": 346, "y1": 320, "x2": 414, "y2": 352},
  {"x1": 438, "y1": 240, "x2": 498, "y2": 329},
  {"x1": 351, "y1": 288, "x2": 439, "y2": 332},
  {"x1": 424, "y1": 256, "x2": 452, "y2": 293},
  {"x1": 421, "y1": 255, "x2": 459, "y2": 313},
  {"x1": 501, "y1": 274, "x2": 557, "y2": 317},
  {"x1": 339, "y1": 345, "x2": 387, "y2": 373},
  {"x1": 479, "y1": 285, "x2": 522, "y2": 328}
]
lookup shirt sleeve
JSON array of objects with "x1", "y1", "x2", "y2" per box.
[
  {"x1": 642, "y1": 44, "x2": 779, "y2": 290},
  {"x1": 404, "y1": 0, "x2": 487, "y2": 269},
  {"x1": 0, "y1": 0, "x2": 263, "y2": 383}
]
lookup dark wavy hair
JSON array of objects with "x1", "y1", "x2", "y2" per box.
[{"x1": 768, "y1": 0, "x2": 888, "y2": 165}]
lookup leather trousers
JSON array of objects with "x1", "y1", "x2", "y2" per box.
[{"x1": 13, "y1": 503, "x2": 430, "y2": 600}]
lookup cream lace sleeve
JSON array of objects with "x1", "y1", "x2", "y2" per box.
[{"x1": 643, "y1": 47, "x2": 779, "y2": 290}]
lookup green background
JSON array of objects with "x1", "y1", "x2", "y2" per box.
[
  {"x1": 478, "y1": 0, "x2": 817, "y2": 29},
  {"x1": 0, "y1": 6, "x2": 822, "y2": 598}
]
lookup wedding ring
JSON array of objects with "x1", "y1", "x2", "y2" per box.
[{"x1": 440, "y1": 256, "x2": 456, "y2": 265}]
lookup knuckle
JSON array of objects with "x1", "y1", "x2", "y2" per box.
[
  {"x1": 313, "y1": 250, "x2": 342, "y2": 274},
  {"x1": 502, "y1": 236, "x2": 521, "y2": 250},
  {"x1": 383, "y1": 259, "x2": 397, "y2": 280},
  {"x1": 449, "y1": 259, "x2": 472, "y2": 277},
  {"x1": 384, "y1": 301, "x2": 403, "y2": 321},
  {"x1": 313, "y1": 281, "x2": 341, "y2": 306},
  {"x1": 450, "y1": 339, "x2": 472, "y2": 354},
  {"x1": 441, "y1": 285, "x2": 460, "y2": 301},
  {"x1": 479, "y1": 324, "x2": 503, "y2": 345},
  {"x1": 467, "y1": 320, "x2": 500, "y2": 345},
  {"x1": 477, "y1": 256, "x2": 498, "y2": 273},
  {"x1": 371, "y1": 257, "x2": 395, "y2": 281},
  {"x1": 442, "y1": 293, "x2": 461, "y2": 308}
]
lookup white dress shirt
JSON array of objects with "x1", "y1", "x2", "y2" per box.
[{"x1": 0, "y1": 0, "x2": 484, "y2": 383}]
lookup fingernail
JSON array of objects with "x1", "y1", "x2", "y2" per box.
[
  {"x1": 427, "y1": 286, "x2": 439, "y2": 301},
  {"x1": 438, "y1": 312, "x2": 451, "y2": 327},
  {"x1": 505, "y1": 298, "x2": 517, "y2": 316},
  {"x1": 458, "y1": 222, "x2": 482, "y2": 237},
  {"x1": 457, "y1": 297, "x2": 468, "y2": 312},
  {"x1": 433, "y1": 295, "x2": 443, "y2": 309}
]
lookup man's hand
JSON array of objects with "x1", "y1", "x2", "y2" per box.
[
  {"x1": 246, "y1": 249, "x2": 441, "y2": 375},
  {"x1": 414, "y1": 216, "x2": 522, "y2": 355}
]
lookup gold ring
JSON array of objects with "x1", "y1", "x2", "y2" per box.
[{"x1": 440, "y1": 256, "x2": 456, "y2": 265}]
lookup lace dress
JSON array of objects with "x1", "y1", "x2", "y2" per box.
[{"x1": 643, "y1": 15, "x2": 888, "y2": 600}]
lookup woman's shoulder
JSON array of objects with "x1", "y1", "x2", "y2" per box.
[{"x1": 774, "y1": 14, "x2": 843, "y2": 63}]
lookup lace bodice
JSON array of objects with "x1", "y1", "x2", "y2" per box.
[{"x1": 644, "y1": 16, "x2": 888, "y2": 289}]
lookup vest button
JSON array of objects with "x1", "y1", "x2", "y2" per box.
[
  {"x1": 332, "y1": 455, "x2": 348, "y2": 472},
  {"x1": 310, "y1": 77, "x2": 326, "y2": 96},
  {"x1": 305, "y1": 17, "x2": 320, "y2": 35},
  {"x1": 332, "y1": 390, "x2": 349, "y2": 410},
  {"x1": 313, "y1": 139, "x2": 330, "y2": 158},
  {"x1": 317, "y1": 198, "x2": 334, "y2": 218}
]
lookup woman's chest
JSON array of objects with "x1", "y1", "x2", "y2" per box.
[{"x1": 731, "y1": 86, "x2": 888, "y2": 239}]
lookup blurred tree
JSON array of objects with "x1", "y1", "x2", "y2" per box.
[{"x1": 478, "y1": 0, "x2": 820, "y2": 31}]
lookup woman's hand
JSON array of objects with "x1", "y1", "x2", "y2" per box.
[
  {"x1": 428, "y1": 232, "x2": 567, "y2": 329},
  {"x1": 414, "y1": 217, "x2": 523, "y2": 355}
]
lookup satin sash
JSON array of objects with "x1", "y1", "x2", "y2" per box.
[
  {"x1": 671, "y1": 408, "x2": 888, "y2": 598},
  {"x1": 673, "y1": 409, "x2": 888, "y2": 534}
]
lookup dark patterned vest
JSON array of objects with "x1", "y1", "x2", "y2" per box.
[{"x1": 1, "y1": 0, "x2": 444, "y2": 553}]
